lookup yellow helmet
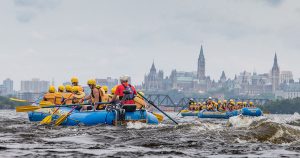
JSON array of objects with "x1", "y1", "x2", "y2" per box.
[
  {"x1": 102, "y1": 86, "x2": 108, "y2": 92},
  {"x1": 250, "y1": 102, "x2": 254, "y2": 105},
  {"x1": 65, "y1": 85, "x2": 72, "y2": 92},
  {"x1": 58, "y1": 85, "x2": 65, "y2": 92},
  {"x1": 48, "y1": 86, "x2": 56, "y2": 93},
  {"x1": 87, "y1": 79, "x2": 96, "y2": 85},
  {"x1": 95, "y1": 85, "x2": 101, "y2": 89},
  {"x1": 72, "y1": 86, "x2": 79, "y2": 93},
  {"x1": 71, "y1": 77, "x2": 79, "y2": 83},
  {"x1": 243, "y1": 102, "x2": 247, "y2": 105},
  {"x1": 111, "y1": 87, "x2": 116, "y2": 94},
  {"x1": 218, "y1": 100, "x2": 222, "y2": 104}
]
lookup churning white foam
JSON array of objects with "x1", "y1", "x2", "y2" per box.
[
  {"x1": 228, "y1": 115, "x2": 266, "y2": 128},
  {"x1": 126, "y1": 122, "x2": 167, "y2": 129}
]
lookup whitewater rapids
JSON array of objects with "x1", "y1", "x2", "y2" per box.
[{"x1": 1, "y1": 110, "x2": 300, "y2": 157}]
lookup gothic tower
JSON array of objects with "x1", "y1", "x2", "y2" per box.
[
  {"x1": 197, "y1": 45, "x2": 205, "y2": 80},
  {"x1": 271, "y1": 53, "x2": 280, "y2": 93}
]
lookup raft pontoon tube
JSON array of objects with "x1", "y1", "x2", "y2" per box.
[
  {"x1": 240, "y1": 107, "x2": 263, "y2": 116},
  {"x1": 180, "y1": 110, "x2": 199, "y2": 117},
  {"x1": 198, "y1": 109, "x2": 239, "y2": 119},
  {"x1": 28, "y1": 107, "x2": 159, "y2": 126}
]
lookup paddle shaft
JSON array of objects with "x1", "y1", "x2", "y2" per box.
[
  {"x1": 67, "y1": 106, "x2": 77, "y2": 115},
  {"x1": 137, "y1": 92, "x2": 178, "y2": 125},
  {"x1": 176, "y1": 103, "x2": 189, "y2": 116},
  {"x1": 16, "y1": 102, "x2": 111, "y2": 113}
]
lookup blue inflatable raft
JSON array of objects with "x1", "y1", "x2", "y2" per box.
[
  {"x1": 198, "y1": 110, "x2": 239, "y2": 119},
  {"x1": 240, "y1": 107, "x2": 263, "y2": 116},
  {"x1": 28, "y1": 107, "x2": 159, "y2": 126}
]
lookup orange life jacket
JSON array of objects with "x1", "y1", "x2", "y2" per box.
[
  {"x1": 62, "y1": 92, "x2": 74, "y2": 105},
  {"x1": 134, "y1": 96, "x2": 146, "y2": 109},
  {"x1": 54, "y1": 92, "x2": 63, "y2": 105},
  {"x1": 73, "y1": 91, "x2": 85, "y2": 104},
  {"x1": 43, "y1": 93, "x2": 55, "y2": 104}
]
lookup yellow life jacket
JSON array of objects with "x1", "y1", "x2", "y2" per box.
[
  {"x1": 91, "y1": 87, "x2": 107, "y2": 102},
  {"x1": 90, "y1": 87, "x2": 108, "y2": 109},
  {"x1": 62, "y1": 92, "x2": 74, "y2": 105},
  {"x1": 134, "y1": 96, "x2": 146, "y2": 109},
  {"x1": 54, "y1": 92, "x2": 63, "y2": 105},
  {"x1": 96, "y1": 94, "x2": 109, "y2": 110},
  {"x1": 43, "y1": 93, "x2": 55, "y2": 104},
  {"x1": 73, "y1": 91, "x2": 85, "y2": 104},
  {"x1": 101, "y1": 94, "x2": 109, "y2": 102}
]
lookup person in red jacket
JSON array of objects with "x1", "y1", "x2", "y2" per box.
[{"x1": 111, "y1": 75, "x2": 137, "y2": 105}]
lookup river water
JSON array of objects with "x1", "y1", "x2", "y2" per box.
[{"x1": 1, "y1": 110, "x2": 300, "y2": 157}]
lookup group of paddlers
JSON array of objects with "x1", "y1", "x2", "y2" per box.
[
  {"x1": 188, "y1": 97, "x2": 256, "y2": 112},
  {"x1": 42, "y1": 75, "x2": 147, "y2": 111}
]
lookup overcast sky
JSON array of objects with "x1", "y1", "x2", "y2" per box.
[{"x1": 0, "y1": 0, "x2": 300, "y2": 90}]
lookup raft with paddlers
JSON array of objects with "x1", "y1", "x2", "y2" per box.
[
  {"x1": 198, "y1": 109, "x2": 239, "y2": 119},
  {"x1": 28, "y1": 106, "x2": 159, "y2": 126},
  {"x1": 180, "y1": 110, "x2": 199, "y2": 117},
  {"x1": 15, "y1": 75, "x2": 182, "y2": 126},
  {"x1": 15, "y1": 92, "x2": 178, "y2": 126}
]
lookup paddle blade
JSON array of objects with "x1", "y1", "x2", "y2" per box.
[
  {"x1": 10, "y1": 98, "x2": 28, "y2": 102},
  {"x1": 153, "y1": 112, "x2": 164, "y2": 122},
  {"x1": 16, "y1": 105, "x2": 40, "y2": 112},
  {"x1": 39, "y1": 101, "x2": 54, "y2": 106},
  {"x1": 40, "y1": 115, "x2": 53, "y2": 125},
  {"x1": 55, "y1": 114, "x2": 68, "y2": 126}
]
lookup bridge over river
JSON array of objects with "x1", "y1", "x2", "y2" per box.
[{"x1": 145, "y1": 94, "x2": 271, "y2": 111}]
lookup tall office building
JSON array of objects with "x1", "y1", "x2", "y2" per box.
[
  {"x1": 3, "y1": 78, "x2": 13, "y2": 95},
  {"x1": 21, "y1": 78, "x2": 50, "y2": 93}
]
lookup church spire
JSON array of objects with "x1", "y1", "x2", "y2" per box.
[
  {"x1": 271, "y1": 53, "x2": 280, "y2": 93},
  {"x1": 220, "y1": 71, "x2": 226, "y2": 79},
  {"x1": 150, "y1": 60, "x2": 156, "y2": 73},
  {"x1": 199, "y1": 45, "x2": 204, "y2": 60},
  {"x1": 272, "y1": 53, "x2": 279, "y2": 71},
  {"x1": 197, "y1": 45, "x2": 205, "y2": 80}
]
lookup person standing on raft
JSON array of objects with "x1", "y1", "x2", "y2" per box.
[{"x1": 111, "y1": 75, "x2": 137, "y2": 105}]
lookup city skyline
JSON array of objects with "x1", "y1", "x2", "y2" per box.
[
  {"x1": 0, "y1": 47, "x2": 297, "y2": 92},
  {"x1": 142, "y1": 46, "x2": 299, "y2": 99},
  {"x1": 0, "y1": 1, "x2": 300, "y2": 89},
  {"x1": 1, "y1": 51, "x2": 299, "y2": 92}
]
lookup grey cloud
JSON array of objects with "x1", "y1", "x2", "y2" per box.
[
  {"x1": 264, "y1": 0, "x2": 283, "y2": 7},
  {"x1": 14, "y1": 0, "x2": 61, "y2": 23},
  {"x1": 16, "y1": 11, "x2": 35, "y2": 23}
]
